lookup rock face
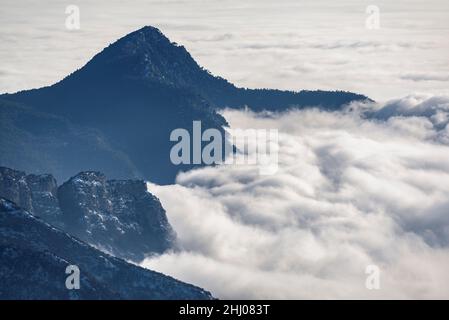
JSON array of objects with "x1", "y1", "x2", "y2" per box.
[
  {"x1": 0, "y1": 167, "x2": 62, "y2": 227},
  {"x1": 0, "y1": 167, "x2": 175, "y2": 262},
  {"x1": 58, "y1": 171, "x2": 176, "y2": 261},
  {"x1": 0, "y1": 198, "x2": 213, "y2": 300},
  {"x1": 25, "y1": 173, "x2": 62, "y2": 227}
]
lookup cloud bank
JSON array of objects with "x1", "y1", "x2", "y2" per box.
[{"x1": 143, "y1": 94, "x2": 449, "y2": 299}]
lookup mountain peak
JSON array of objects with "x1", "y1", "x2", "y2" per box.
[
  {"x1": 65, "y1": 24, "x2": 212, "y2": 89},
  {"x1": 117, "y1": 25, "x2": 172, "y2": 51},
  {"x1": 126, "y1": 25, "x2": 166, "y2": 40}
]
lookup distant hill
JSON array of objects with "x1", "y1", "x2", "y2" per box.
[{"x1": 0, "y1": 26, "x2": 370, "y2": 184}]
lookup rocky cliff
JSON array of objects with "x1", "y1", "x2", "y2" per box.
[
  {"x1": 58, "y1": 171, "x2": 176, "y2": 261},
  {"x1": 0, "y1": 167, "x2": 175, "y2": 262}
]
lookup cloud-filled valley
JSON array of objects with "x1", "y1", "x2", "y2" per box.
[{"x1": 144, "y1": 94, "x2": 449, "y2": 299}]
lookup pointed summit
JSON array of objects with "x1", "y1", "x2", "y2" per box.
[
  {"x1": 108, "y1": 25, "x2": 176, "y2": 58},
  {"x1": 128, "y1": 25, "x2": 165, "y2": 37},
  {"x1": 67, "y1": 24, "x2": 217, "y2": 89}
]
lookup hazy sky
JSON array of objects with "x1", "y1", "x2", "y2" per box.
[{"x1": 1, "y1": 0, "x2": 449, "y2": 100}]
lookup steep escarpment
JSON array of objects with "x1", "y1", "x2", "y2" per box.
[
  {"x1": 58, "y1": 171, "x2": 176, "y2": 261},
  {"x1": 0, "y1": 167, "x2": 175, "y2": 262},
  {"x1": 0, "y1": 166, "x2": 62, "y2": 227}
]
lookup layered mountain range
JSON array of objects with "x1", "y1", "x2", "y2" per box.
[{"x1": 0, "y1": 26, "x2": 369, "y2": 184}]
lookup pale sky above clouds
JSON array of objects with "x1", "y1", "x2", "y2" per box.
[{"x1": 1, "y1": 0, "x2": 449, "y2": 100}]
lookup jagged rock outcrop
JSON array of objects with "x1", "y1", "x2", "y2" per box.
[
  {"x1": 0, "y1": 167, "x2": 175, "y2": 262},
  {"x1": 25, "y1": 173, "x2": 62, "y2": 227},
  {"x1": 58, "y1": 171, "x2": 176, "y2": 261},
  {"x1": 0, "y1": 166, "x2": 62, "y2": 227},
  {"x1": 0, "y1": 198, "x2": 213, "y2": 300},
  {"x1": 0, "y1": 167, "x2": 33, "y2": 211}
]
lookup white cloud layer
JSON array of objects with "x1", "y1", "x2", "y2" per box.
[{"x1": 143, "y1": 94, "x2": 449, "y2": 299}]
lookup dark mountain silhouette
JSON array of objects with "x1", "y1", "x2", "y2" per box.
[
  {"x1": 0, "y1": 166, "x2": 176, "y2": 262},
  {"x1": 0, "y1": 197, "x2": 213, "y2": 300},
  {"x1": 0, "y1": 26, "x2": 370, "y2": 184}
]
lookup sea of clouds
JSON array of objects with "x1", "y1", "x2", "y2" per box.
[{"x1": 143, "y1": 94, "x2": 449, "y2": 299}]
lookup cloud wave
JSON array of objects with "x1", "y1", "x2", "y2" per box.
[{"x1": 143, "y1": 95, "x2": 449, "y2": 299}]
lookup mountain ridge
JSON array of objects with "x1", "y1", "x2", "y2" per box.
[
  {"x1": 0, "y1": 197, "x2": 214, "y2": 300},
  {"x1": 0, "y1": 166, "x2": 176, "y2": 262},
  {"x1": 0, "y1": 25, "x2": 371, "y2": 184}
]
